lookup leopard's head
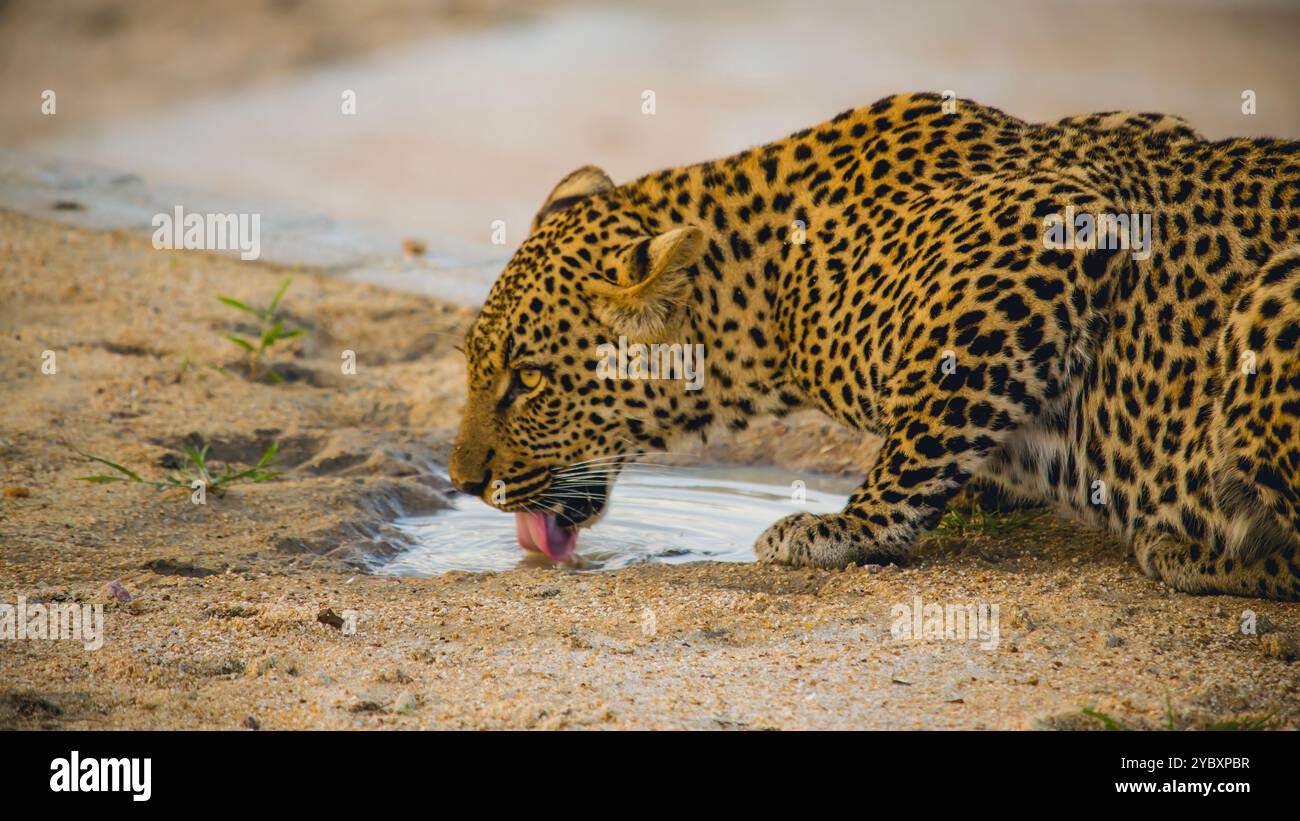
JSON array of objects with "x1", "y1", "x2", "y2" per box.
[{"x1": 449, "y1": 166, "x2": 706, "y2": 560}]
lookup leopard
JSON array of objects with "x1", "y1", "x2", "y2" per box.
[{"x1": 449, "y1": 92, "x2": 1300, "y2": 601}]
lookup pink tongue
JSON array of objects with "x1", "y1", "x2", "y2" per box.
[{"x1": 514, "y1": 511, "x2": 579, "y2": 562}]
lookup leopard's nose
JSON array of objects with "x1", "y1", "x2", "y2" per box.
[
  {"x1": 453, "y1": 472, "x2": 490, "y2": 497},
  {"x1": 449, "y1": 455, "x2": 490, "y2": 496},
  {"x1": 449, "y1": 437, "x2": 495, "y2": 496}
]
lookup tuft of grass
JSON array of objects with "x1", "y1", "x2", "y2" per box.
[
  {"x1": 933, "y1": 501, "x2": 1044, "y2": 539},
  {"x1": 78, "y1": 441, "x2": 280, "y2": 496},
  {"x1": 1082, "y1": 696, "x2": 1282, "y2": 731},
  {"x1": 1081, "y1": 706, "x2": 1134, "y2": 731},
  {"x1": 1202, "y1": 713, "x2": 1282, "y2": 731},
  {"x1": 217, "y1": 275, "x2": 305, "y2": 382}
]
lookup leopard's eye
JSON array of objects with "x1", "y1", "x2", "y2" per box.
[{"x1": 518, "y1": 368, "x2": 544, "y2": 391}]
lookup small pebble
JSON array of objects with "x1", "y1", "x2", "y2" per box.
[
  {"x1": 103, "y1": 580, "x2": 131, "y2": 603},
  {"x1": 394, "y1": 692, "x2": 418, "y2": 714}
]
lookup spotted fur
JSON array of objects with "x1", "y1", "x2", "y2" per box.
[{"x1": 450, "y1": 93, "x2": 1300, "y2": 600}]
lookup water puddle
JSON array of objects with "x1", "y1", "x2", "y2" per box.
[{"x1": 378, "y1": 465, "x2": 855, "y2": 575}]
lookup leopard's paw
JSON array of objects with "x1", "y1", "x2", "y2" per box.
[
  {"x1": 1133, "y1": 530, "x2": 1169, "y2": 581},
  {"x1": 754, "y1": 512, "x2": 882, "y2": 569}
]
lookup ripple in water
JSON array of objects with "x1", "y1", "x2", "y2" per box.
[{"x1": 379, "y1": 466, "x2": 855, "y2": 575}]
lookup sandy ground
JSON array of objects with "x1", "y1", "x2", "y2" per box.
[{"x1": 2, "y1": 211, "x2": 1298, "y2": 730}]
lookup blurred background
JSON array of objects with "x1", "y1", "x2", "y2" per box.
[{"x1": 4, "y1": 0, "x2": 1300, "y2": 288}]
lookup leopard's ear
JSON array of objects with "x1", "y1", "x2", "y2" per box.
[
  {"x1": 588, "y1": 226, "x2": 705, "y2": 339},
  {"x1": 532, "y1": 165, "x2": 615, "y2": 231}
]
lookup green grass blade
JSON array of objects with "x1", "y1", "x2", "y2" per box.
[
  {"x1": 77, "y1": 453, "x2": 146, "y2": 483},
  {"x1": 216, "y1": 295, "x2": 257, "y2": 315},
  {"x1": 1081, "y1": 707, "x2": 1131, "y2": 731},
  {"x1": 225, "y1": 334, "x2": 256, "y2": 353},
  {"x1": 1204, "y1": 712, "x2": 1278, "y2": 731},
  {"x1": 268, "y1": 275, "x2": 293, "y2": 315},
  {"x1": 185, "y1": 446, "x2": 215, "y2": 485},
  {"x1": 255, "y1": 441, "x2": 279, "y2": 468},
  {"x1": 260, "y1": 319, "x2": 285, "y2": 350}
]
